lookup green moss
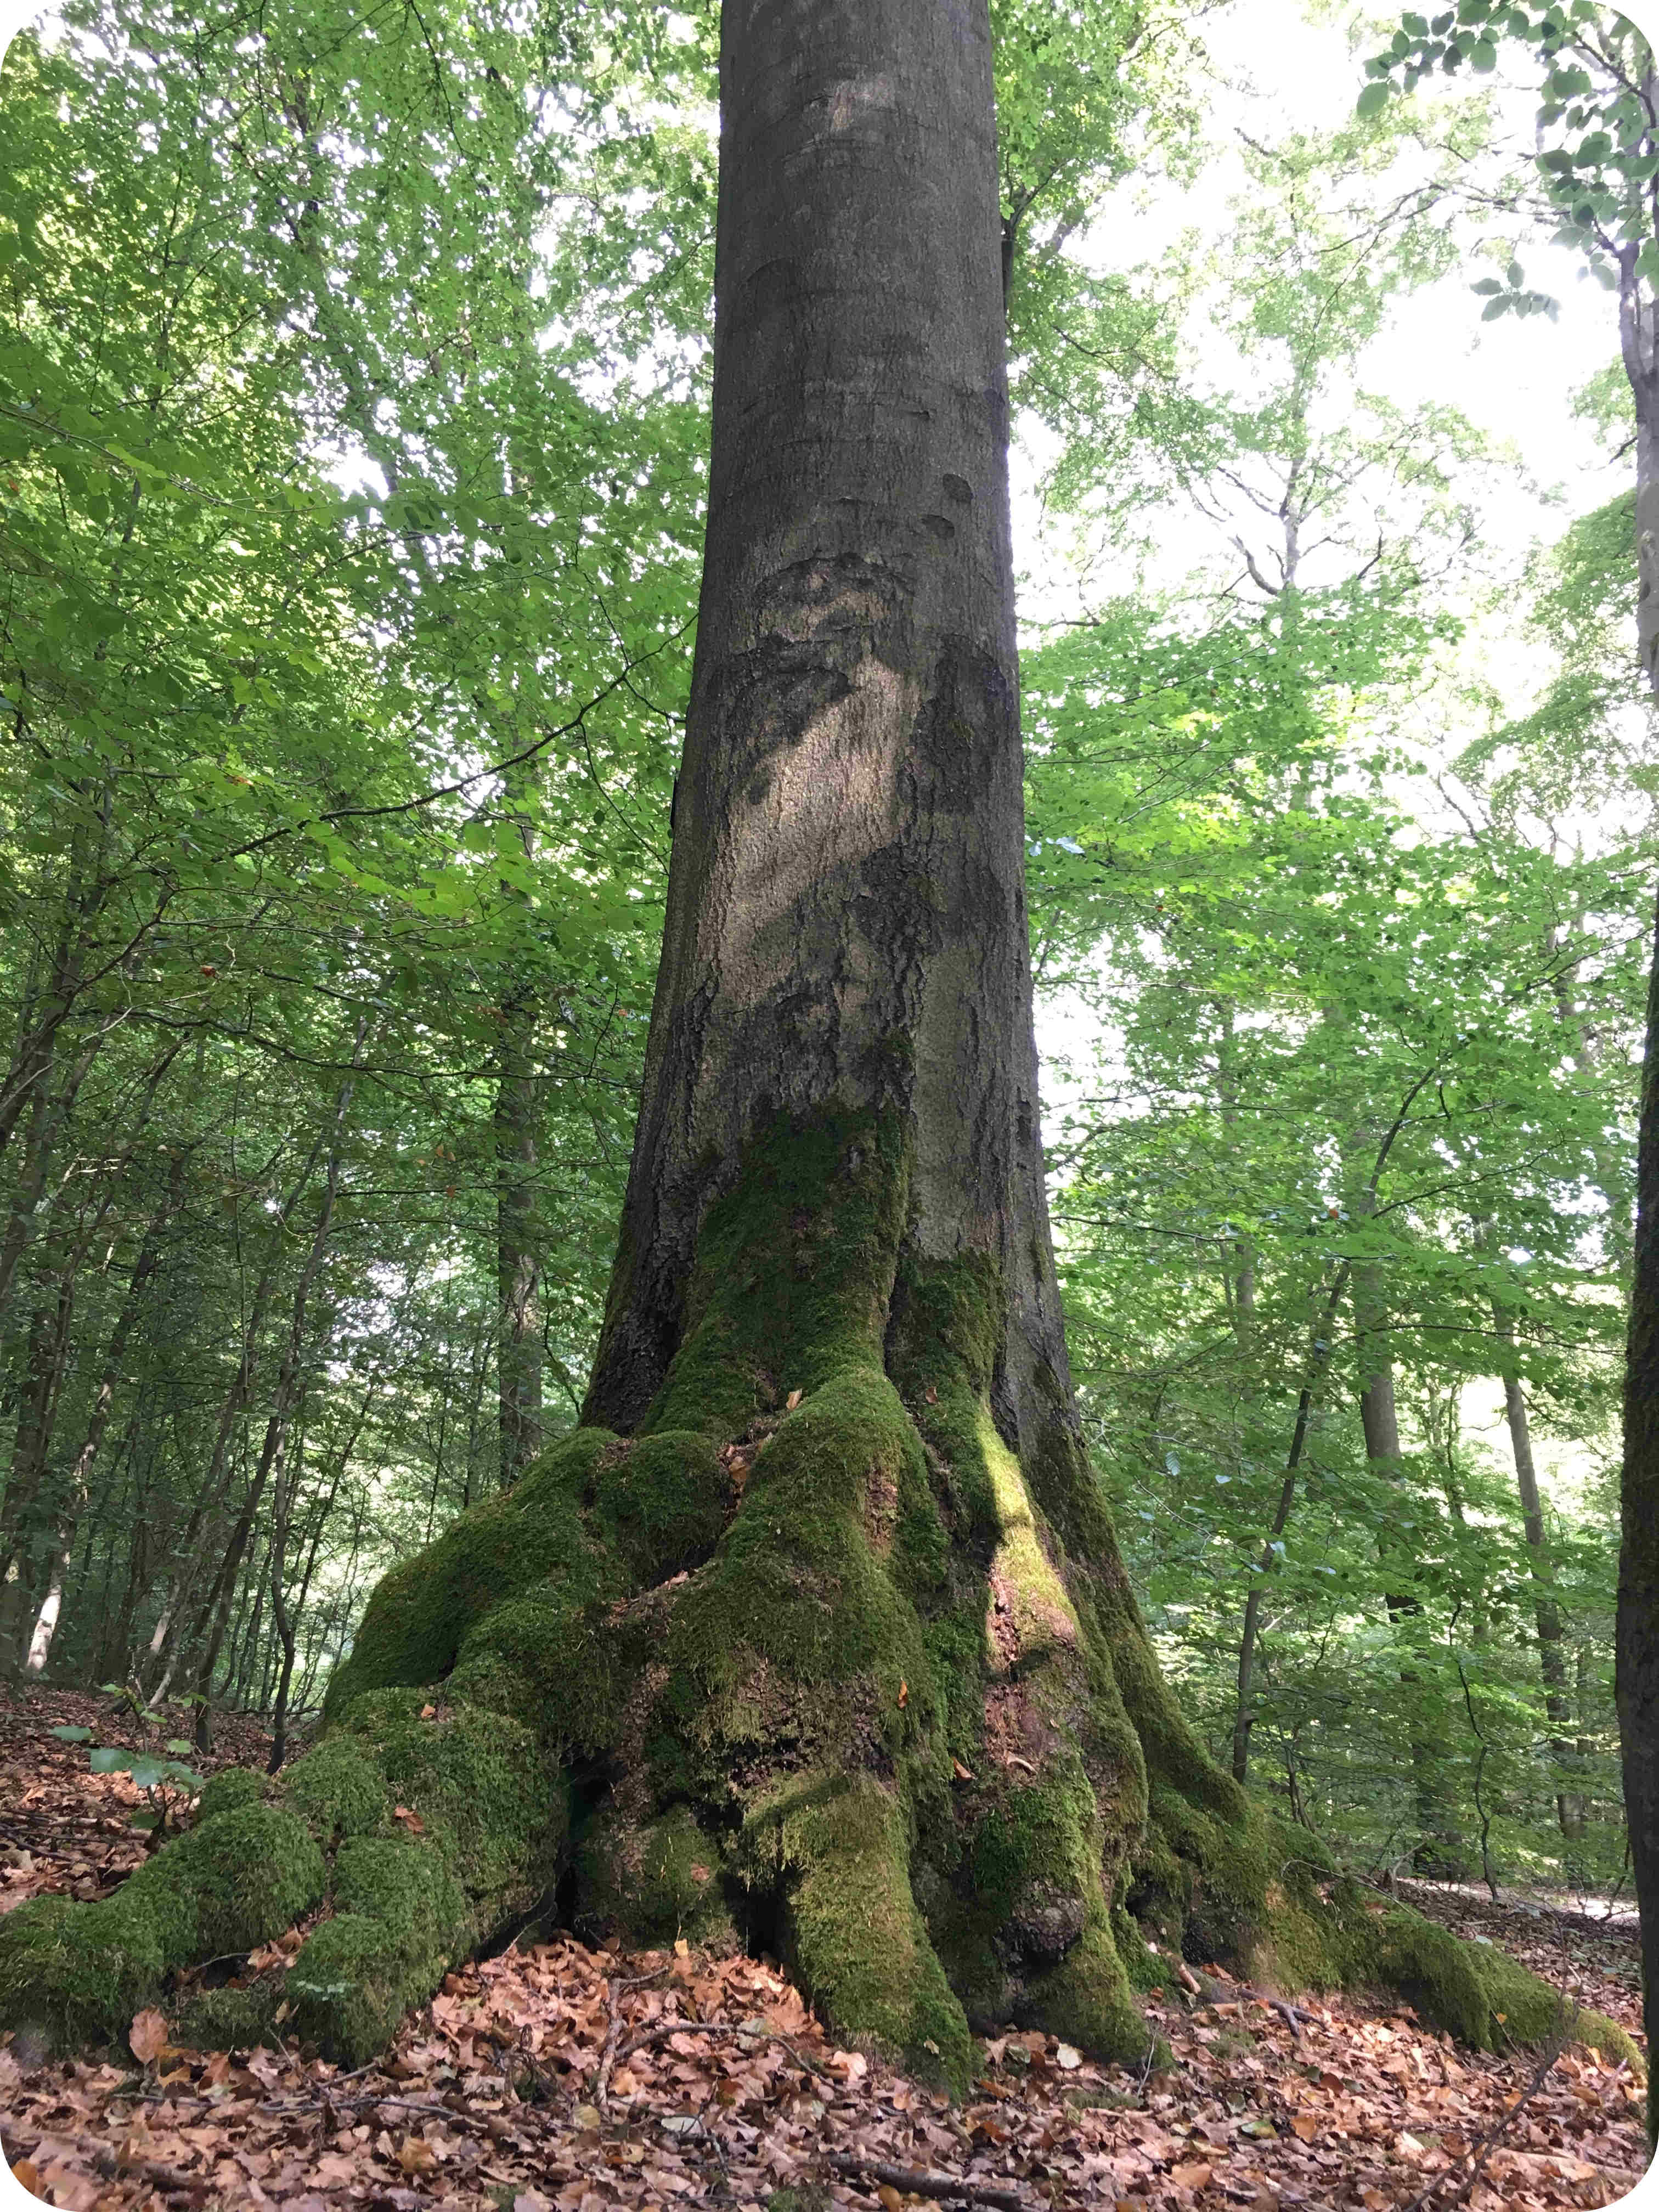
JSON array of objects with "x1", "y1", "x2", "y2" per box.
[
  {"x1": 172, "y1": 1979, "x2": 287, "y2": 2053},
  {"x1": 194, "y1": 1767, "x2": 267, "y2": 1824},
  {"x1": 589, "y1": 1431, "x2": 730, "y2": 1583},
  {"x1": 641, "y1": 1110, "x2": 909, "y2": 1440},
  {"x1": 324, "y1": 1427, "x2": 619, "y2": 1715},
  {"x1": 0, "y1": 1804, "x2": 324, "y2": 2053},
  {"x1": 665, "y1": 1370, "x2": 943, "y2": 1784},
  {"x1": 280, "y1": 1736, "x2": 390, "y2": 1846},
  {"x1": 753, "y1": 1772, "x2": 974, "y2": 2096},
  {"x1": 289, "y1": 1837, "x2": 468, "y2": 2064},
  {"x1": 0, "y1": 1893, "x2": 169, "y2": 2050},
  {"x1": 1110, "y1": 1904, "x2": 1169, "y2": 1995},
  {"x1": 575, "y1": 1803, "x2": 736, "y2": 1950},
  {"x1": 1342, "y1": 1904, "x2": 1645, "y2": 2072},
  {"x1": 1020, "y1": 1918, "x2": 1152, "y2": 2064},
  {"x1": 156, "y1": 1804, "x2": 325, "y2": 1957},
  {"x1": 337, "y1": 1692, "x2": 563, "y2": 1918}
]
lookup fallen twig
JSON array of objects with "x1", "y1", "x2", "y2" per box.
[
  {"x1": 821, "y1": 2148, "x2": 1028, "y2": 2208},
  {"x1": 596, "y1": 1961, "x2": 672, "y2": 2104},
  {"x1": 27, "y1": 2134, "x2": 205, "y2": 2204},
  {"x1": 1398, "y1": 2016, "x2": 1572, "y2": 2212},
  {"x1": 619, "y1": 2015, "x2": 833, "y2": 2081}
]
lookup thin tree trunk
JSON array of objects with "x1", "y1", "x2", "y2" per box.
[
  {"x1": 495, "y1": 997, "x2": 543, "y2": 1488},
  {"x1": 1619, "y1": 884, "x2": 1659, "y2": 2136},
  {"x1": 1232, "y1": 1262, "x2": 1350, "y2": 1782},
  {"x1": 1612, "y1": 225, "x2": 1659, "y2": 2137},
  {"x1": 20, "y1": 1166, "x2": 179, "y2": 1678},
  {"x1": 143, "y1": 1116, "x2": 336, "y2": 1695},
  {"x1": 1492, "y1": 1308, "x2": 1584, "y2": 1839},
  {"x1": 189, "y1": 1075, "x2": 355, "y2": 1748}
]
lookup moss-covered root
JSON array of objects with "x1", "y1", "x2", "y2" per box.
[
  {"x1": 0, "y1": 1801, "x2": 324, "y2": 2052},
  {"x1": 0, "y1": 1693, "x2": 563, "y2": 2066},
  {"x1": 1346, "y1": 1897, "x2": 1645, "y2": 2074},
  {"x1": 1125, "y1": 1793, "x2": 1647, "y2": 2082},
  {"x1": 753, "y1": 1774, "x2": 975, "y2": 2095}
]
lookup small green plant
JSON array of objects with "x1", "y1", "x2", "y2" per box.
[{"x1": 50, "y1": 1724, "x2": 204, "y2": 1842}]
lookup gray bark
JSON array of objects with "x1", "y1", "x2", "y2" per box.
[{"x1": 586, "y1": 0, "x2": 1071, "y2": 1463}]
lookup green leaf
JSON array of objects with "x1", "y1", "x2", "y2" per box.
[
  {"x1": 49, "y1": 1724, "x2": 94, "y2": 1744},
  {"x1": 1356, "y1": 80, "x2": 1391, "y2": 117}
]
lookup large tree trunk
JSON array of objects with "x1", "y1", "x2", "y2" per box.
[
  {"x1": 0, "y1": 0, "x2": 1639, "y2": 2095},
  {"x1": 1616, "y1": 261, "x2": 1659, "y2": 2143},
  {"x1": 1620, "y1": 879, "x2": 1659, "y2": 2141}
]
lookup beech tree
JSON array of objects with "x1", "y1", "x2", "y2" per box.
[{"x1": 0, "y1": 0, "x2": 1641, "y2": 2091}]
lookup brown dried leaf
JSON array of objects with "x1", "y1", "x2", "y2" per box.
[{"x1": 128, "y1": 2008, "x2": 168, "y2": 2064}]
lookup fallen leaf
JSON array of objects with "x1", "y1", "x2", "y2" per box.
[
  {"x1": 877, "y1": 2190, "x2": 903, "y2": 2212},
  {"x1": 786, "y1": 1389, "x2": 802, "y2": 1410},
  {"x1": 1055, "y1": 2042, "x2": 1083, "y2": 2070},
  {"x1": 397, "y1": 2135, "x2": 436, "y2": 2173},
  {"x1": 392, "y1": 1804, "x2": 425, "y2": 1834},
  {"x1": 1170, "y1": 2160, "x2": 1212, "y2": 2189},
  {"x1": 1290, "y1": 2112, "x2": 1321, "y2": 2142},
  {"x1": 898, "y1": 1679, "x2": 909, "y2": 1708},
  {"x1": 952, "y1": 1757, "x2": 975, "y2": 1782},
  {"x1": 129, "y1": 2007, "x2": 168, "y2": 2064}
]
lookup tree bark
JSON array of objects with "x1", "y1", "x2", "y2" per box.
[
  {"x1": 1618, "y1": 879, "x2": 1659, "y2": 2139},
  {"x1": 581, "y1": 0, "x2": 1060, "y2": 1451},
  {"x1": 495, "y1": 1012, "x2": 543, "y2": 1489},
  {"x1": 1616, "y1": 243, "x2": 1659, "y2": 2142}
]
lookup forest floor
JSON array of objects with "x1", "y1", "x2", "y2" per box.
[{"x1": 0, "y1": 1687, "x2": 1650, "y2": 2212}]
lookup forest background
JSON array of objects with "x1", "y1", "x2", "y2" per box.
[{"x1": 0, "y1": 0, "x2": 1653, "y2": 1904}]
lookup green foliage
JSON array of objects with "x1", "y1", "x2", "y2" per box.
[{"x1": 1364, "y1": 2, "x2": 1657, "y2": 314}]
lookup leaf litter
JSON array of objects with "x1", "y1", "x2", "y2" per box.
[{"x1": 0, "y1": 1691, "x2": 1650, "y2": 2211}]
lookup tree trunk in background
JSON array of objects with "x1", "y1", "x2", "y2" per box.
[
  {"x1": 1345, "y1": 1147, "x2": 1453, "y2": 1869},
  {"x1": 495, "y1": 1012, "x2": 542, "y2": 1489},
  {"x1": 190, "y1": 1085, "x2": 353, "y2": 1748},
  {"x1": 1493, "y1": 1311, "x2": 1584, "y2": 1841},
  {"x1": 18, "y1": 1177, "x2": 176, "y2": 1677}
]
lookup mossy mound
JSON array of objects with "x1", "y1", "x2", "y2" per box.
[
  {"x1": 0, "y1": 1105, "x2": 1630, "y2": 2096},
  {"x1": 0, "y1": 1804, "x2": 323, "y2": 2050}
]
